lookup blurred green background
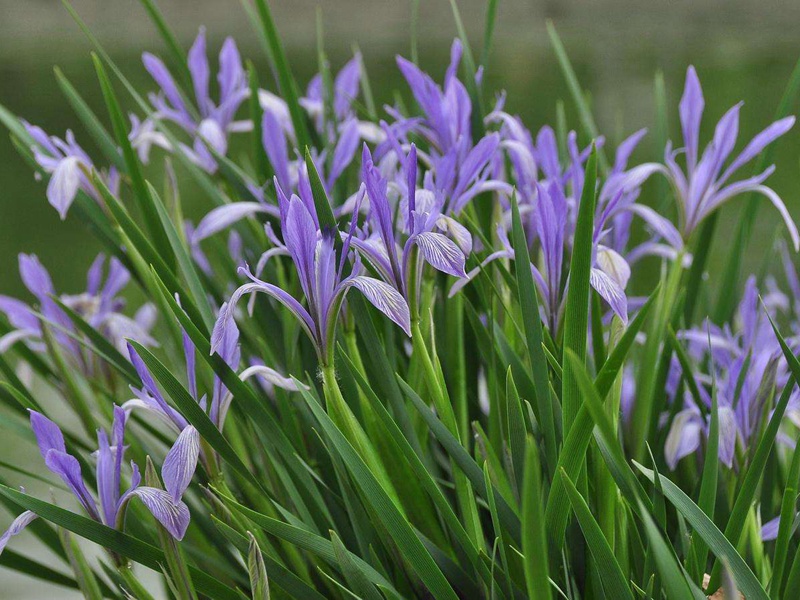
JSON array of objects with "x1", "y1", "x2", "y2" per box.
[
  {"x1": 0, "y1": 1, "x2": 799, "y2": 597},
  {"x1": 1, "y1": 0, "x2": 799, "y2": 301}
]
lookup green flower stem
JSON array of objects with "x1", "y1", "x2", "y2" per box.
[
  {"x1": 321, "y1": 362, "x2": 402, "y2": 510},
  {"x1": 411, "y1": 319, "x2": 483, "y2": 547},
  {"x1": 145, "y1": 458, "x2": 199, "y2": 600},
  {"x1": 629, "y1": 252, "x2": 685, "y2": 461},
  {"x1": 41, "y1": 323, "x2": 97, "y2": 437},
  {"x1": 594, "y1": 317, "x2": 625, "y2": 549},
  {"x1": 117, "y1": 562, "x2": 158, "y2": 600}
]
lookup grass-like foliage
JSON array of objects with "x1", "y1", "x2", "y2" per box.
[{"x1": 2, "y1": 0, "x2": 800, "y2": 598}]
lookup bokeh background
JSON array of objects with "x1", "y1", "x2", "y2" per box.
[{"x1": 1, "y1": 0, "x2": 799, "y2": 597}]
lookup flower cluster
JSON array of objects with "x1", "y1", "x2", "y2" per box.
[{"x1": 2, "y1": 10, "x2": 800, "y2": 599}]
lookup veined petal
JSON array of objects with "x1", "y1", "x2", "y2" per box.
[
  {"x1": 342, "y1": 276, "x2": 411, "y2": 336},
  {"x1": 0, "y1": 511, "x2": 38, "y2": 556},
  {"x1": 722, "y1": 116, "x2": 795, "y2": 182},
  {"x1": 192, "y1": 202, "x2": 271, "y2": 244},
  {"x1": 414, "y1": 232, "x2": 467, "y2": 278},
  {"x1": 436, "y1": 215, "x2": 473, "y2": 255},
  {"x1": 162, "y1": 426, "x2": 200, "y2": 503},
  {"x1": 595, "y1": 246, "x2": 631, "y2": 289},
  {"x1": 128, "y1": 487, "x2": 190, "y2": 540},
  {"x1": 239, "y1": 365, "x2": 307, "y2": 391},
  {"x1": 628, "y1": 204, "x2": 684, "y2": 250},
  {"x1": 589, "y1": 268, "x2": 628, "y2": 324},
  {"x1": 212, "y1": 278, "x2": 315, "y2": 356},
  {"x1": 47, "y1": 156, "x2": 82, "y2": 219},
  {"x1": 44, "y1": 450, "x2": 99, "y2": 520},
  {"x1": 29, "y1": 410, "x2": 66, "y2": 459}
]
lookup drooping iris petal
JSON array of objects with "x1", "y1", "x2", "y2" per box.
[
  {"x1": 342, "y1": 276, "x2": 411, "y2": 337},
  {"x1": 595, "y1": 247, "x2": 631, "y2": 289},
  {"x1": 414, "y1": 232, "x2": 467, "y2": 278},
  {"x1": 239, "y1": 365, "x2": 308, "y2": 391},
  {"x1": 192, "y1": 202, "x2": 273, "y2": 245},
  {"x1": 0, "y1": 511, "x2": 38, "y2": 556},
  {"x1": 589, "y1": 268, "x2": 628, "y2": 324},
  {"x1": 29, "y1": 410, "x2": 67, "y2": 460},
  {"x1": 436, "y1": 215, "x2": 473, "y2": 255},
  {"x1": 44, "y1": 450, "x2": 99, "y2": 520},
  {"x1": 162, "y1": 426, "x2": 200, "y2": 503},
  {"x1": 128, "y1": 487, "x2": 190, "y2": 541}
]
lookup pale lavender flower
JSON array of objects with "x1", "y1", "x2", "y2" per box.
[
  {"x1": 23, "y1": 123, "x2": 119, "y2": 219},
  {"x1": 0, "y1": 407, "x2": 191, "y2": 555},
  {"x1": 136, "y1": 28, "x2": 249, "y2": 172},
  {"x1": 628, "y1": 66, "x2": 799, "y2": 250},
  {"x1": 0, "y1": 254, "x2": 156, "y2": 359},
  {"x1": 301, "y1": 54, "x2": 363, "y2": 136},
  {"x1": 124, "y1": 319, "x2": 300, "y2": 476},
  {"x1": 664, "y1": 277, "x2": 784, "y2": 469},
  {"x1": 352, "y1": 144, "x2": 469, "y2": 313},
  {"x1": 212, "y1": 184, "x2": 411, "y2": 364},
  {"x1": 390, "y1": 40, "x2": 510, "y2": 214}
]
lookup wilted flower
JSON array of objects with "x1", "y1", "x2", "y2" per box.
[{"x1": 0, "y1": 407, "x2": 190, "y2": 555}]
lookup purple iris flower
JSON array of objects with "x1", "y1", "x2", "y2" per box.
[
  {"x1": 664, "y1": 277, "x2": 785, "y2": 470},
  {"x1": 135, "y1": 28, "x2": 249, "y2": 172},
  {"x1": 188, "y1": 58, "x2": 368, "y2": 252},
  {"x1": 352, "y1": 144, "x2": 469, "y2": 314},
  {"x1": 0, "y1": 254, "x2": 156, "y2": 360},
  {"x1": 627, "y1": 66, "x2": 799, "y2": 250},
  {"x1": 0, "y1": 407, "x2": 190, "y2": 555},
  {"x1": 23, "y1": 123, "x2": 119, "y2": 219},
  {"x1": 389, "y1": 40, "x2": 510, "y2": 215},
  {"x1": 124, "y1": 320, "x2": 300, "y2": 475},
  {"x1": 211, "y1": 182, "x2": 411, "y2": 365},
  {"x1": 301, "y1": 53, "x2": 366, "y2": 137}
]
